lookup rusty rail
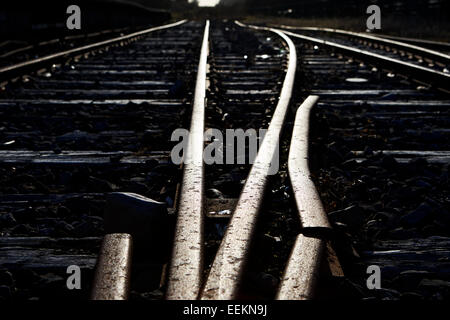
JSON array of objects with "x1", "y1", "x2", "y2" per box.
[
  {"x1": 276, "y1": 95, "x2": 332, "y2": 300},
  {"x1": 200, "y1": 21, "x2": 297, "y2": 300},
  {"x1": 91, "y1": 234, "x2": 133, "y2": 300},
  {"x1": 166, "y1": 20, "x2": 210, "y2": 300}
]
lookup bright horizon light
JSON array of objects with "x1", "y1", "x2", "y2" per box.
[{"x1": 193, "y1": 0, "x2": 221, "y2": 7}]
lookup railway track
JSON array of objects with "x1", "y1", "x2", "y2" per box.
[
  {"x1": 0, "y1": 27, "x2": 139, "y2": 70},
  {"x1": 0, "y1": 19, "x2": 448, "y2": 301},
  {"x1": 374, "y1": 34, "x2": 450, "y2": 54},
  {"x1": 0, "y1": 20, "x2": 203, "y2": 300},
  {"x1": 272, "y1": 25, "x2": 450, "y2": 91},
  {"x1": 275, "y1": 25, "x2": 450, "y2": 300}
]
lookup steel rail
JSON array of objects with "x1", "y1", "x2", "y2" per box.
[
  {"x1": 277, "y1": 234, "x2": 324, "y2": 300},
  {"x1": 87, "y1": 20, "x2": 189, "y2": 301},
  {"x1": 276, "y1": 95, "x2": 330, "y2": 300},
  {"x1": 279, "y1": 29, "x2": 450, "y2": 90},
  {"x1": 0, "y1": 27, "x2": 130, "y2": 59},
  {"x1": 275, "y1": 25, "x2": 450, "y2": 63},
  {"x1": 0, "y1": 20, "x2": 187, "y2": 81},
  {"x1": 91, "y1": 233, "x2": 133, "y2": 300},
  {"x1": 0, "y1": 45, "x2": 33, "y2": 59},
  {"x1": 166, "y1": 20, "x2": 210, "y2": 300},
  {"x1": 287, "y1": 95, "x2": 331, "y2": 235},
  {"x1": 200, "y1": 21, "x2": 296, "y2": 300},
  {"x1": 374, "y1": 34, "x2": 450, "y2": 52}
]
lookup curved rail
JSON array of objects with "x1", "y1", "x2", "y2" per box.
[
  {"x1": 166, "y1": 20, "x2": 210, "y2": 300},
  {"x1": 278, "y1": 29, "x2": 450, "y2": 91},
  {"x1": 200, "y1": 20, "x2": 297, "y2": 300},
  {"x1": 287, "y1": 95, "x2": 331, "y2": 235},
  {"x1": 0, "y1": 20, "x2": 187, "y2": 81},
  {"x1": 277, "y1": 95, "x2": 330, "y2": 300}
]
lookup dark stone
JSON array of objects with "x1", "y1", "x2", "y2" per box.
[
  {"x1": 11, "y1": 207, "x2": 33, "y2": 223},
  {"x1": 0, "y1": 270, "x2": 14, "y2": 286},
  {"x1": 400, "y1": 202, "x2": 434, "y2": 227},
  {"x1": 206, "y1": 188, "x2": 224, "y2": 199},
  {"x1": 360, "y1": 175, "x2": 372, "y2": 184},
  {"x1": 392, "y1": 270, "x2": 433, "y2": 290},
  {"x1": 57, "y1": 130, "x2": 95, "y2": 142},
  {"x1": 248, "y1": 272, "x2": 279, "y2": 297},
  {"x1": 39, "y1": 227, "x2": 55, "y2": 237},
  {"x1": 328, "y1": 205, "x2": 365, "y2": 228},
  {"x1": 0, "y1": 285, "x2": 11, "y2": 299},
  {"x1": 0, "y1": 213, "x2": 16, "y2": 227},
  {"x1": 87, "y1": 176, "x2": 117, "y2": 192},
  {"x1": 56, "y1": 206, "x2": 71, "y2": 217},
  {"x1": 381, "y1": 154, "x2": 398, "y2": 170},
  {"x1": 139, "y1": 289, "x2": 164, "y2": 300},
  {"x1": 168, "y1": 79, "x2": 186, "y2": 98},
  {"x1": 374, "y1": 288, "x2": 401, "y2": 300},
  {"x1": 54, "y1": 220, "x2": 75, "y2": 236},
  {"x1": 13, "y1": 269, "x2": 38, "y2": 287},
  {"x1": 58, "y1": 172, "x2": 72, "y2": 185},
  {"x1": 332, "y1": 221, "x2": 349, "y2": 232},
  {"x1": 400, "y1": 292, "x2": 424, "y2": 301},
  {"x1": 127, "y1": 181, "x2": 150, "y2": 195},
  {"x1": 364, "y1": 219, "x2": 387, "y2": 237},
  {"x1": 11, "y1": 224, "x2": 36, "y2": 235},
  {"x1": 342, "y1": 159, "x2": 357, "y2": 169},
  {"x1": 130, "y1": 263, "x2": 164, "y2": 292},
  {"x1": 363, "y1": 146, "x2": 374, "y2": 157},
  {"x1": 405, "y1": 158, "x2": 428, "y2": 174},
  {"x1": 375, "y1": 211, "x2": 397, "y2": 224},
  {"x1": 434, "y1": 208, "x2": 450, "y2": 227},
  {"x1": 37, "y1": 273, "x2": 66, "y2": 298},
  {"x1": 347, "y1": 181, "x2": 368, "y2": 201},
  {"x1": 71, "y1": 220, "x2": 102, "y2": 237},
  {"x1": 387, "y1": 227, "x2": 420, "y2": 239},
  {"x1": 144, "y1": 159, "x2": 159, "y2": 169},
  {"x1": 151, "y1": 164, "x2": 174, "y2": 174},
  {"x1": 386, "y1": 199, "x2": 402, "y2": 210},
  {"x1": 415, "y1": 179, "x2": 432, "y2": 189},
  {"x1": 419, "y1": 279, "x2": 450, "y2": 288},
  {"x1": 39, "y1": 273, "x2": 64, "y2": 286},
  {"x1": 339, "y1": 279, "x2": 367, "y2": 299},
  {"x1": 418, "y1": 279, "x2": 450, "y2": 297},
  {"x1": 368, "y1": 187, "x2": 382, "y2": 201},
  {"x1": 326, "y1": 142, "x2": 344, "y2": 164},
  {"x1": 84, "y1": 215, "x2": 103, "y2": 224}
]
